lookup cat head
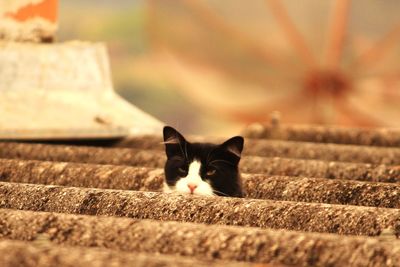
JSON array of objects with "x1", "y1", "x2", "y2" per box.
[{"x1": 162, "y1": 126, "x2": 244, "y2": 197}]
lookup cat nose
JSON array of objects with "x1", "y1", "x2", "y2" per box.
[{"x1": 187, "y1": 183, "x2": 198, "y2": 193}]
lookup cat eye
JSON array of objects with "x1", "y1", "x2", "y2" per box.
[
  {"x1": 178, "y1": 167, "x2": 187, "y2": 174},
  {"x1": 206, "y1": 169, "x2": 216, "y2": 176}
]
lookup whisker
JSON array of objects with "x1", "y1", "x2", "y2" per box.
[
  {"x1": 212, "y1": 189, "x2": 229, "y2": 197},
  {"x1": 161, "y1": 138, "x2": 179, "y2": 145},
  {"x1": 209, "y1": 164, "x2": 223, "y2": 173},
  {"x1": 170, "y1": 155, "x2": 185, "y2": 162},
  {"x1": 184, "y1": 141, "x2": 188, "y2": 160}
]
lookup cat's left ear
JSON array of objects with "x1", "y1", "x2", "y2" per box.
[
  {"x1": 220, "y1": 136, "x2": 244, "y2": 158},
  {"x1": 163, "y1": 126, "x2": 188, "y2": 158},
  {"x1": 163, "y1": 126, "x2": 186, "y2": 145}
]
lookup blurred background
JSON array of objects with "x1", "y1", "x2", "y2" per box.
[{"x1": 57, "y1": 0, "x2": 400, "y2": 136}]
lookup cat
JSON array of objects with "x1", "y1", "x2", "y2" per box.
[{"x1": 162, "y1": 126, "x2": 244, "y2": 197}]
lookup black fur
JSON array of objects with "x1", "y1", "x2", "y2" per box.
[{"x1": 163, "y1": 126, "x2": 244, "y2": 197}]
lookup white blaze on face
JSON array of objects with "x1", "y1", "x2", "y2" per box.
[{"x1": 173, "y1": 160, "x2": 214, "y2": 196}]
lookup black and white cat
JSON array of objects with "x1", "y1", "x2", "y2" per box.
[{"x1": 162, "y1": 126, "x2": 244, "y2": 197}]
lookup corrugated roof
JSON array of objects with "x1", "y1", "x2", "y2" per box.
[{"x1": 1, "y1": 126, "x2": 400, "y2": 266}]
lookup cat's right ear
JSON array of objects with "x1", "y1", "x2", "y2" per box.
[
  {"x1": 163, "y1": 126, "x2": 187, "y2": 158},
  {"x1": 220, "y1": 136, "x2": 244, "y2": 158}
]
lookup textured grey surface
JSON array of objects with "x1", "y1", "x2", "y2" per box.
[
  {"x1": 1, "y1": 209, "x2": 399, "y2": 267},
  {"x1": 241, "y1": 157, "x2": 400, "y2": 183},
  {"x1": 243, "y1": 174, "x2": 400, "y2": 208},
  {"x1": 242, "y1": 123, "x2": 400, "y2": 147},
  {"x1": 2, "y1": 158, "x2": 400, "y2": 208},
  {"x1": 115, "y1": 135, "x2": 400, "y2": 165},
  {"x1": 0, "y1": 239, "x2": 260, "y2": 267},
  {"x1": 0, "y1": 142, "x2": 166, "y2": 168},
  {"x1": 1, "y1": 182, "x2": 399, "y2": 236},
  {"x1": 2, "y1": 124, "x2": 400, "y2": 266},
  {"x1": 1, "y1": 142, "x2": 400, "y2": 182},
  {"x1": 0, "y1": 158, "x2": 164, "y2": 192}
]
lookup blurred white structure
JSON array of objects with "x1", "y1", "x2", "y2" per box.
[{"x1": 0, "y1": 41, "x2": 163, "y2": 139}]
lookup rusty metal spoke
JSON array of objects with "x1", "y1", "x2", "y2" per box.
[
  {"x1": 350, "y1": 22, "x2": 400, "y2": 70},
  {"x1": 265, "y1": 0, "x2": 316, "y2": 68},
  {"x1": 180, "y1": 0, "x2": 295, "y2": 72},
  {"x1": 324, "y1": 0, "x2": 351, "y2": 69}
]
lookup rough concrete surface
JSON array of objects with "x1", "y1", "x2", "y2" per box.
[
  {"x1": 243, "y1": 174, "x2": 400, "y2": 208},
  {"x1": 114, "y1": 135, "x2": 400, "y2": 165},
  {"x1": 0, "y1": 182, "x2": 399, "y2": 236},
  {"x1": 0, "y1": 142, "x2": 166, "y2": 168},
  {"x1": 242, "y1": 124, "x2": 400, "y2": 147},
  {"x1": 0, "y1": 158, "x2": 164, "y2": 192},
  {"x1": 241, "y1": 157, "x2": 400, "y2": 183},
  {"x1": 1, "y1": 142, "x2": 400, "y2": 182},
  {"x1": 2, "y1": 158, "x2": 400, "y2": 208},
  {"x1": 0, "y1": 209, "x2": 399, "y2": 267},
  {"x1": 2, "y1": 124, "x2": 400, "y2": 266},
  {"x1": 0, "y1": 239, "x2": 263, "y2": 267}
]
